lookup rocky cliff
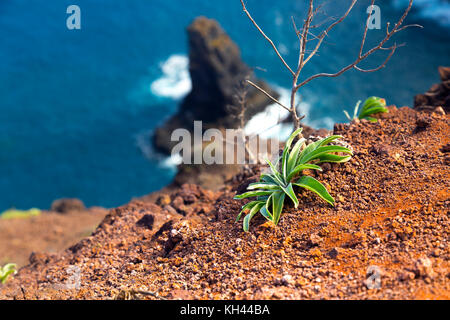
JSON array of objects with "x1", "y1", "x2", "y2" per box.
[
  {"x1": 414, "y1": 66, "x2": 450, "y2": 114},
  {"x1": 153, "y1": 17, "x2": 279, "y2": 154},
  {"x1": 2, "y1": 105, "x2": 448, "y2": 300}
]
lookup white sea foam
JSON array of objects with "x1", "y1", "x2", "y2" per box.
[
  {"x1": 244, "y1": 85, "x2": 291, "y2": 140},
  {"x1": 134, "y1": 130, "x2": 179, "y2": 171},
  {"x1": 150, "y1": 54, "x2": 192, "y2": 99},
  {"x1": 244, "y1": 85, "x2": 326, "y2": 141},
  {"x1": 160, "y1": 153, "x2": 183, "y2": 168}
]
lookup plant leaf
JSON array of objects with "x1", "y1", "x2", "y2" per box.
[
  {"x1": 360, "y1": 96, "x2": 385, "y2": 109},
  {"x1": 271, "y1": 191, "x2": 285, "y2": 225},
  {"x1": 236, "y1": 201, "x2": 260, "y2": 222},
  {"x1": 360, "y1": 105, "x2": 388, "y2": 116},
  {"x1": 260, "y1": 174, "x2": 279, "y2": 184},
  {"x1": 353, "y1": 100, "x2": 362, "y2": 119},
  {"x1": 316, "y1": 154, "x2": 352, "y2": 163},
  {"x1": 298, "y1": 140, "x2": 320, "y2": 165},
  {"x1": 243, "y1": 202, "x2": 265, "y2": 232},
  {"x1": 316, "y1": 135, "x2": 343, "y2": 148},
  {"x1": 359, "y1": 97, "x2": 387, "y2": 118},
  {"x1": 265, "y1": 158, "x2": 286, "y2": 186},
  {"x1": 281, "y1": 183, "x2": 299, "y2": 208},
  {"x1": 287, "y1": 137, "x2": 306, "y2": 174},
  {"x1": 285, "y1": 127, "x2": 303, "y2": 150},
  {"x1": 281, "y1": 128, "x2": 303, "y2": 179},
  {"x1": 299, "y1": 145, "x2": 353, "y2": 164},
  {"x1": 297, "y1": 135, "x2": 343, "y2": 165},
  {"x1": 343, "y1": 110, "x2": 352, "y2": 121},
  {"x1": 294, "y1": 175, "x2": 335, "y2": 206},
  {"x1": 281, "y1": 149, "x2": 289, "y2": 180},
  {"x1": 234, "y1": 190, "x2": 274, "y2": 200},
  {"x1": 0, "y1": 263, "x2": 17, "y2": 284},
  {"x1": 286, "y1": 163, "x2": 322, "y2": 182},
  {"x1": 247, "y1": 182, "x2": 281, "y2": 190},
  {"x1": 362, "y1": 116, "x2": 378, "y2": 122},
  {"x1": 259, "y1": 206, "x2": 273, "y2": 222}
]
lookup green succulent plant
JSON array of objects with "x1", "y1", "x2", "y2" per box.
[
  {"x1": 344, "y1": 96, "x2": 388, "y2": 122},
  {"x1": 234, "y1": 128, "x2": 352, "y2": 231},
  {"x1": 0, "y1": 263, "x2": 17, "y2": 284}
]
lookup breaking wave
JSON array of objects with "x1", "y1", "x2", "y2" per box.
[
  {"x1": 244, "y1": 85, "x2": 336, "y2": 141},
  {"x1": 150, "y1": 54, "x2": 192, "y2": 99}
]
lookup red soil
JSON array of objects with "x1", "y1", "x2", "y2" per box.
[
  {"x1": 0, "y1": 107, "x2": 448, "y2": 300},
  {"x1": 0, "y1": 208, "x2": 108, "y2": 268}
]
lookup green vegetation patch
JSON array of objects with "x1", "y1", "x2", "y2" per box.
[
  {"x1": 0, "y1": 263, "x2": 17, "y2": 284},
  {"x1": 344, "y1": 96, "x2": 388, "y2": 122},
  {"x1": 1, "y1": 208, "x2": 41, "y2": 220}
]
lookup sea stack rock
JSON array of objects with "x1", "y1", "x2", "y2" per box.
[
  {"x1": 153, "y1": 17, "x2": 279, "y2": 154},
  {"x1": 50, "y1": 198, "x2": 86, "y2": 214},
  {"x1": 414, "y1": 66, "x2": 449, "y2": 114}
]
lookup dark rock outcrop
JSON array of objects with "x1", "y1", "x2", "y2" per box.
[
  {"x1": 414, "y1": 66, "x2": 449, "y2": 114},
  {"x1": 153, "y1": 17, "x2": 279, "y2": 154},
  {"x1": 136, "y1": 214, "x2": 155, "y2": 230},
  {"x1": 50, "y1": 198, "x2": 86, "y2": 214}
]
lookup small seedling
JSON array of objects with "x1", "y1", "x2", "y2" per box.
[
  {"x1": 344, "y1": 96, "x2": 388, "y2": 122},
  {"x1": 0, "y1": 263, "x2": 17, "y2": 284},
  {"x1": 234, "y1": 128, "x2": 352, "y2": 231}
]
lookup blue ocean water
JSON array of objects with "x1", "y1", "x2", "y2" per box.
[{"x1": 1, "y1": 0, "x2": 449, "y2": 211}]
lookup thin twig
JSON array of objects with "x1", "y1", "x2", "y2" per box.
[
  {"x1": 240, "y1": 0, "x2": 295, "y2": 76},
  {"x1": 246, "y1": 80, "x2": 290, "y2": 112},
  {"x1": 360, "y1": 0, "x2": 376, "y2": 58},
  {"x1": 295, "y1": 0, "x2": 418, "y2": 90},
  {"x1": 303, "y1": 0, "x2": 357, "y2": 67}
]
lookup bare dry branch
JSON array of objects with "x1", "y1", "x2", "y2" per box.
[
  {"x1": 239, "y1": 0, "x2": 420, "y2": 132},
  {"x1": 303, "y1": 0, "x2": 357, "y2": 67},
  {"x1": 396, "y1": 24, "x2": 424, "y2": 32},
  {"x1": 297, "y1": 0, "x2": 314, "y2": 75},
  {"x1": 354, "y1": 44, "x2": 397, "y2": 72},
  {"x1": 240, "y1": 0, "x2": 295, "y2": 76},
  {"x1": 246, "y1": 80, "x2": 291, "y2": 112},
  {"x1": 295, "y1": 0, "x2": 418, "y2": 90},
  {"x1": 360, "y1": 0, "x2": 376, "y2": 58}
]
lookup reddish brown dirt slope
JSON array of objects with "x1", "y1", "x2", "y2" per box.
[
  {"x1": 0, "y1": 208, "x2": 108, "y2": 267},
  {"x1": 0, "y1": 107, "x2": 448, "y2": 300}
]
